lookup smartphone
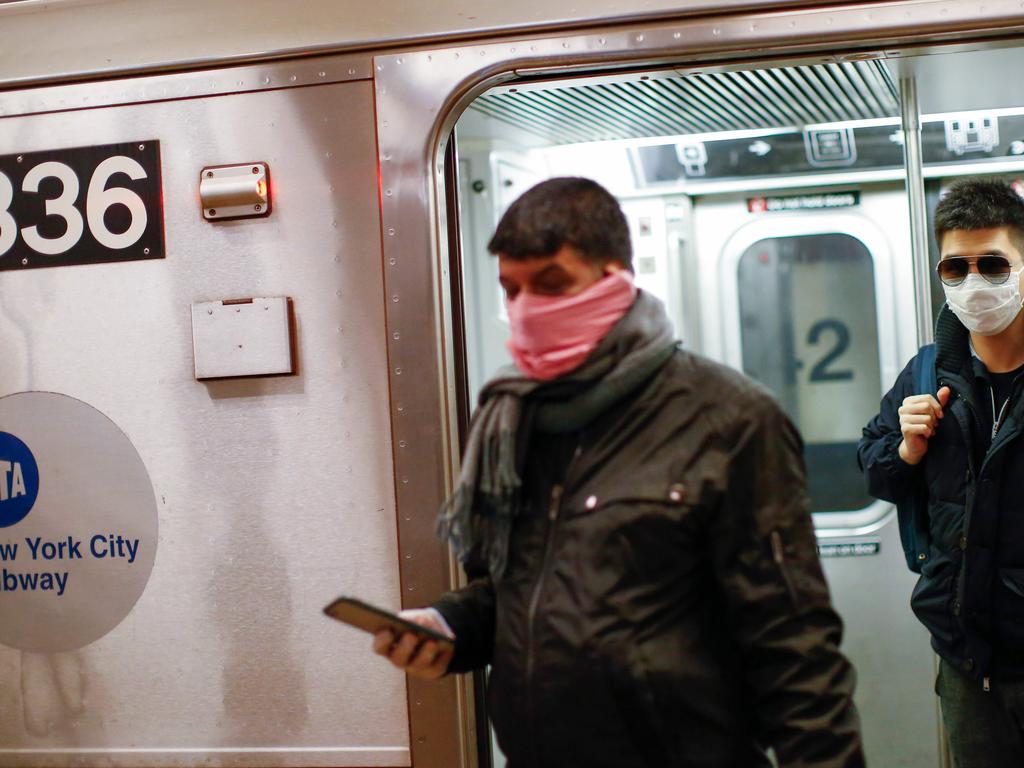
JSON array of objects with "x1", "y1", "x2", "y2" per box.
[{"x1": 323, "y1": 596, "x2": 454, "y2": 652}]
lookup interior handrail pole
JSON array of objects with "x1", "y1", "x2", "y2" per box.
[{"x1": 900, "y1": 74, "x2": 935, "y2": 348}]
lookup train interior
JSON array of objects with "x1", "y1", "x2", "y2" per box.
[{"x1": 453, "y1": 43, "x2": 1024, "y2": 768}]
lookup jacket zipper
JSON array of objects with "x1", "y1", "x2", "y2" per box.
[
  {"x1": 979, "y1": 379, "x2": 1023, "y2": 693},
  {"x1": 989, "y1": 384, "x2": 1011, "y2": 442},
  {"x1": 525, "y1": 482, "x2": 564, "y2": 767},
  {"x1": 983, "y1": 375, "x2": 1024, "y2": 463},
  {"x1": 950, "y1": 376, "x2": 1019, "y2": 688}
]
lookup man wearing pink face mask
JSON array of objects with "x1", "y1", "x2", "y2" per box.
[{"x1": 373, "y1": 177, "x2": 864, "y2": 767}]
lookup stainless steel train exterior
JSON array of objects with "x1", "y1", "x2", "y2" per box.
[{"x1": 3, "y1": 2, "x2": 1024, "y2": 767}]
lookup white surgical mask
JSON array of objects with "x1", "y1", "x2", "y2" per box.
[{"x1": 943, "y1": 268, "x2": 1024, "y2": 336}]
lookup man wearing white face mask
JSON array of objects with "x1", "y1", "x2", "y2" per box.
[
  {"x1": 860, "y1": 178, "x2": 1024, "y2": 767},
  {"x1": 372, "y1": 177, "x2": 864, "y2": 767}
]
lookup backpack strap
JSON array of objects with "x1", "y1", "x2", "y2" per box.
[
  {"x1": 897, "y1": 344, "x2": 937, "y2": 573},
  {"x1": 913, "y1": 343, "x2": 938, "y2": 395}
]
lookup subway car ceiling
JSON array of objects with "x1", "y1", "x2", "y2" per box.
[{"x1": 457, "y1": 46, "x2": 1024, "y2": 193}]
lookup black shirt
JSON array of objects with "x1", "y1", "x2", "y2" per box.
[{"x1": 989, "y1": 363, "x2": 1024, "y2": 420}]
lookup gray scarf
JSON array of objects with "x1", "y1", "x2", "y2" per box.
[{"x1": 436, "y1": 290, "x2": 677, "y2": 577}]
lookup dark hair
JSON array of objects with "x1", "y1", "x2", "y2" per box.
[
  {"x1": 487, "y1": 177, "x2": 633, "y2": 270},
  {"x1": 934, "y1": 178, "x2": 1024, "y2": 251}
]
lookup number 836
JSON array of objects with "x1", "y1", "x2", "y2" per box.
[{"x1": 0, "y1": 156, "x2": 149, "y2": 257}]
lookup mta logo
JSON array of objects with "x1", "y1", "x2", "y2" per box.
[
  {"x1": 1, "y1": 460, "x2": 27, "y2": 501},
  {"x1": 0, "y1": 432, "x2": 39, "y2": 528}
]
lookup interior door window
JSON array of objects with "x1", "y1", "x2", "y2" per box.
[{"x1": 737, "y1": 233, "x2": 881, "y2": 513}]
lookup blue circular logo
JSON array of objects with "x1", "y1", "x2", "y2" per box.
[{"x1": 0, "y1": 432, "x2": 39, "y2": 528}]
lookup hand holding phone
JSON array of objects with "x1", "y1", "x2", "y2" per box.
[
  {"x1": 324, "y1": 597, "x2": 454, "y2": 680},
  {"x1": 372, "y1": 608, "x2": 454, "y2": 680}
]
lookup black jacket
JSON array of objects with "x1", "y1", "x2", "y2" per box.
[
  {"x1": 859, "y1": 306, "x2": 1024, "y2": 683},
  {"x1": 434, "y1": 349, "x2": 863, "y2": 768}
]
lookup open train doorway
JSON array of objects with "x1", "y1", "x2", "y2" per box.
[
  {"x1": 454, "y1": 60, "x2": 915, "y2": 524},
  {"x1": 448, "y1": 45, "x2": 1024, "y2": 766}
]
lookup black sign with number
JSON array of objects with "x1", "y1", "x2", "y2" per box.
[{"x1": 0, "y1": 141, "x2": 163, "y2": 271}]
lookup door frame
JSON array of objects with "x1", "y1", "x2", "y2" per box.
[{"x1": 374, "y1": 3, "x2": 1024, "y2": 763}]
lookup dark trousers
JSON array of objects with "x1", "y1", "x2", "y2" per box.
[{"x1": 937, "y1": 659, "x2": 1024, "y2": 768}]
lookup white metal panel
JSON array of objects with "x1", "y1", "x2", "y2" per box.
[
  {"x1": 0, "y1": 80, "x2": 409, "y2": 766},
  {"x1": 0, "y1": 53, "x2": 373, "y2": 120},
  {"x1": 0, "y1": 0, "x2": 873, "y2": 87},
  {"x1": 191, "y1": 298, "x2": 293, "y2": 379},
  {"x1": 897, "y1": 46, "x2": 1024, "y2": 117}
]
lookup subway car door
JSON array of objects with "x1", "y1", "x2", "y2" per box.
[
  {"x1": 0, "y1": 57, "x2": 427, "y2": 767},
  {"x1": 694, "y1": 185, "x2": 938, "y2": 768}
]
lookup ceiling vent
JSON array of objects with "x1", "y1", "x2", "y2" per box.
[{"x1": 469, "y1": 60, "x2": 899, "y2": 145}]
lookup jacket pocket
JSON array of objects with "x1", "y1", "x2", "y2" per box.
[
  {"x1": 910, "y1": 553, "x2": 960, "y2": 647},
  {"x1": 571, "y1": 483, "x2": 697, "y2": 588}
]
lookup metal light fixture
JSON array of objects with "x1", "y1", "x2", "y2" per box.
[{"x1": 199, "y1": 163, "x2": 270, "y2": 220}]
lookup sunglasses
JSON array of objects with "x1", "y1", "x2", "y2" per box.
[{"x1": 936, "y1": 255, "x2": 1014, "y2": 286}]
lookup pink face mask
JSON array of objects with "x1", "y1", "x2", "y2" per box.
[{"x1": 505, "y1": 269, "x2": 638, "y2": 381}]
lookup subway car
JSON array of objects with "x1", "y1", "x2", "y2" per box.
[{"x1": 1, "y1": 1, "x2": 1023, "y2": 767}]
